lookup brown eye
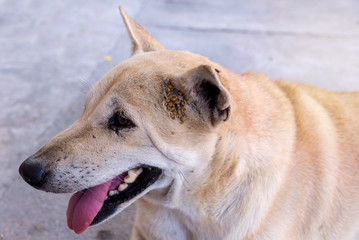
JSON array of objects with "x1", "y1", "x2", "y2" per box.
[
  {"x1": 108, "y1": 112, "x2": 135, "y2": 133},
  {"x1": 117, "y1": 115, "x2": 130, "y2": 125}
]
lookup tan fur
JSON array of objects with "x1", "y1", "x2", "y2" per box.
[{"x1": 21, "y1": 7, "x2": 359, "y2": 240}]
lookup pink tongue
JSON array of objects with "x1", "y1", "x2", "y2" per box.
[{"x1": 66, "y1": 180, "x2": 112, "y2": 234}]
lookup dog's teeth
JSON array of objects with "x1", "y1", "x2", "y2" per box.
[
  {"x1": 128, "y1": 169, "x2": 139, "y2": 176},
  {"x1": 136, "y1": 167, "x2": 143, "y2": 175},
  {"x1": 124, "y1": 174, "x2": 136, "y2": 183},
  {"x1": 118, "y1": 183, "x2": 128, "y2": 191},
  {"x1": 108, "y1": 190, "x2": 119, "y2": 197},
  {"x1": 125, "y1": 168, "x2": 140, "y2": 183}
]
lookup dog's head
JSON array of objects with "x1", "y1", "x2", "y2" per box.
[{"x1": 19, "y1": 7, "x2": 231, "y2": 234}]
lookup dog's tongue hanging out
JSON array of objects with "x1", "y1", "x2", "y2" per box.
[{"x1": 66, "y1": 180, "x2": 111, "y2": 234}]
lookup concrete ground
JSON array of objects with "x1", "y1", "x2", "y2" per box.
[{"x1": 0, "y1": 0, "x2": 358, "y2": 239}]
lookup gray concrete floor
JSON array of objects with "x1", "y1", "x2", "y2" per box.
[{"x1": 0, "y1": 0, "x2": 358, "y2": 239}]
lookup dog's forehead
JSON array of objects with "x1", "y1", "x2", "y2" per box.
[
  {"x1": 83, "y1": 50, "x2": 209, "y2": 114},
  {"x1": 120, "y1": 50, "x2": 209, "y2": 77}
]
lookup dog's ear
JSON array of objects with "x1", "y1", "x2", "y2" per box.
[
  {"x1": 184, "y1": 65, "x2": 231, "y2": 126},
  {"x1": 119, "y1": 6, "x2": 165, "y2": 55}
]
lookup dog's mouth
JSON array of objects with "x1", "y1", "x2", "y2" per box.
[{"x1": 66, "y1": 165, "x2": 162, "y2": 234}]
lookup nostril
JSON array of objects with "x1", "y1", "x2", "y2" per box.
[{"x1": 19, "y1": 161, "x2": 47, "y2": 188}]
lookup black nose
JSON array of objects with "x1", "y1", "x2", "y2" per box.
[{"x1": 19, "y1": 161, "x2": 47, "y2": 188}]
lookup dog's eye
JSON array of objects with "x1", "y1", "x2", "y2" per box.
[{"x1": 108, "y1": 112, "x2": 135, "y2": 132}]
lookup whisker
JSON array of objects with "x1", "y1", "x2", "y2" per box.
[{"x1": 178, "y1": 170, "x2": 190, "y2": 191}]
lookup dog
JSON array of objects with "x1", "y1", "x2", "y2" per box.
[{"x1": 19, "y1": 7, "x2": 359, "y2": 240}]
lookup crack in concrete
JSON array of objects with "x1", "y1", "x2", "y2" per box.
[{"x1": 154, "y1": 24, "x2": 359, "y2": 39}]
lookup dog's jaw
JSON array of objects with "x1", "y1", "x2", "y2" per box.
[{"x1": 66, "y1": 165, "x2": 163, "y2": 234}]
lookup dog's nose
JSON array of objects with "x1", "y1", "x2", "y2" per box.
[{"x1": 19, "y1": 160, "x2": 47, "y2": 188}]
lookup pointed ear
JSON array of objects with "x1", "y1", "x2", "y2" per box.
[
  {"x1": 119, "y1": 6, "x2": 165, "y2": 55},
  {"x1": 184, "y1": 65, "x2": 231, "y2": 126}
]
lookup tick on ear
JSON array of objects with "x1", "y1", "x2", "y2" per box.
[{"x1": 163, "y1": 81, "x2": 187, "y2": 124}]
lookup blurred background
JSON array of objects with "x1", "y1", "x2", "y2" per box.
[{"x1": 0, "y1": 0, "x2": 358, "y2": 239}]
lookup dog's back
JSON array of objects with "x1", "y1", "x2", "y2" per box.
[{"x1": 257, "y1": 81, "x2": 359, "y2": 239}]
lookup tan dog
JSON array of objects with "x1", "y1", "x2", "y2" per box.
[{"x1": 19, "y1": 7, "x2": 359, "y2": 240}]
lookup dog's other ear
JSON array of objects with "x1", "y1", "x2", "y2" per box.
[
  {"x1": 184, "y1": 65, "x2": 231, "y2": 126},
  {"x1": 119, "y1": 6, "x2": 165, "y2": 55}
]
